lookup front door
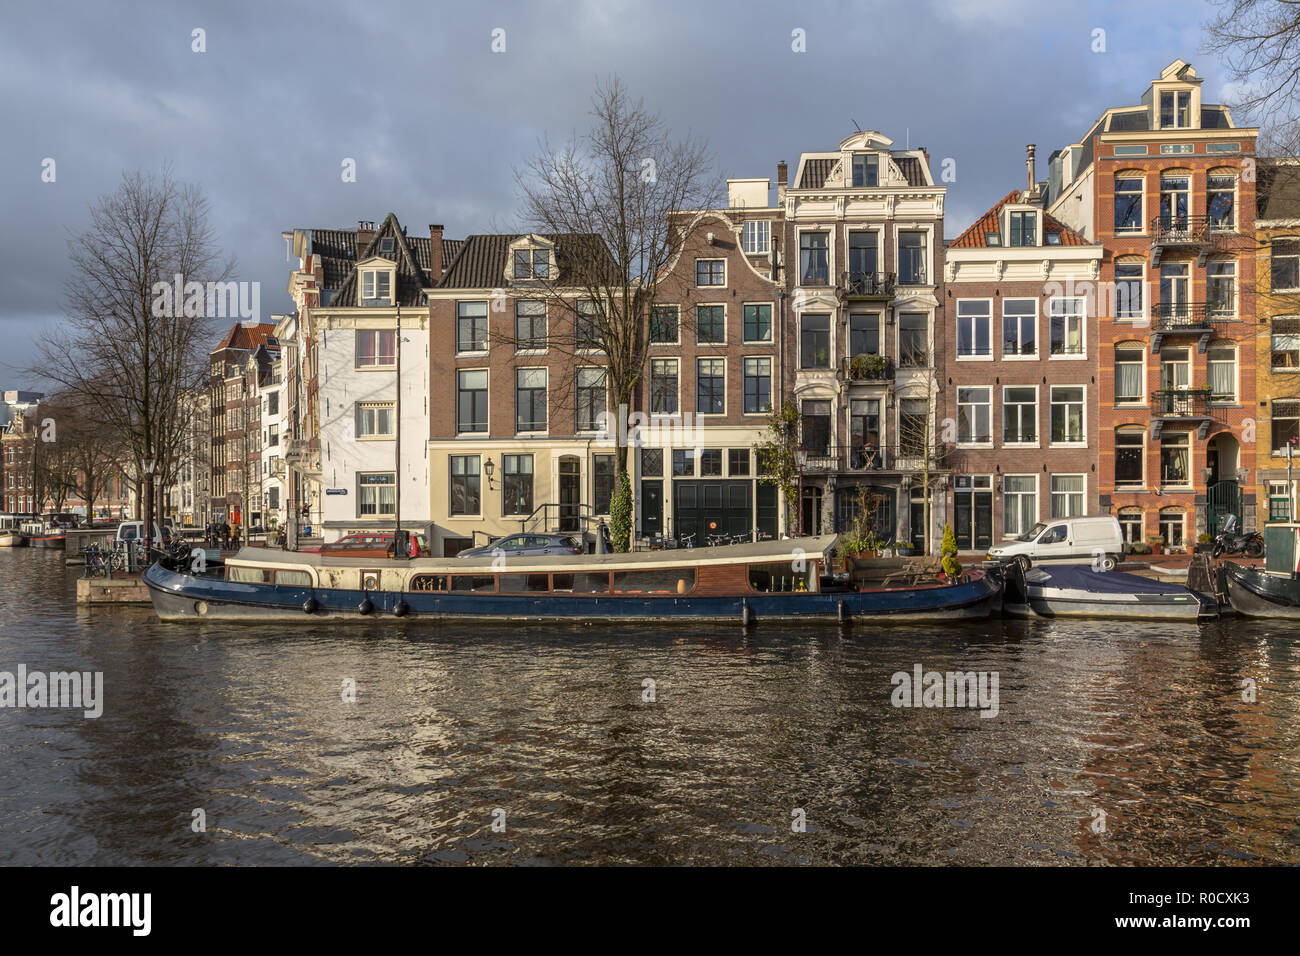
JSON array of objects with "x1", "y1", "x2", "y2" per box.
[
  {"x1": 641, "y1": 480, "x2": 663, "y2": 536},
  {"x1": 801, "y1": 486, "x2": 823, "y2": 537},
  {"x1": 558, "y1": 458, "x2": 580, "y2": 532},
  {"x1": 954, "y1": 475, "x2": 993, "y2": 550}
]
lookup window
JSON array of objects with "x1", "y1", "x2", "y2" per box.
[
  {"x1": 848, "y1": 231, "x2": 878, "y2": 279},
  {"x1": 1160, "y1": 173, "x2": 1190, "y2": 227},
  {"x1": 1003, "y1": 475, "x2": 1036, "y2": 536},
  {"x1": 957, "y1": 387, "x2": 991, "y2": 443},
  {"x1": 800, "y1": 232, "x2": 829, "y2": 285},
  {"x1": 576, "y1": 367, "x2": 606, "y2": 431},
  {"x1": 957, "y1": 300, "x2": 992, "y2": 357},
  {"x1": 593, "y1": 456, "x2": 614, "y2": 514},
  {"x1": 1159, "y1": 89, "x2": 1191, "y2": 129},
  {"x1": 1207, "y1": 346, "x2": 1236, "y2": 402},
  {"x1": 515, "y1": 300, "x2": 547, "y2": 350},
  {"x1": 741, "y1": 220, "x2": 770, "y2": 255},
  {"x1": 1118, "y1": 508, "x2": 1144, "y2": 544},
  {"x1": 700, "y1": 449, "x2": 723, "y2": 477},
  {"x1": 361, "y1": 270, "x2": 391, "y2": 305},
  {"x1": 650, "y1": 359, "x2": 678, "y2": 414},
  {"x1": 641, "y1": 447, "x2": 663, "y2": 477},
  {"x1": 899, "y1": 314, "x2": 928, "y2": 367},
  {"x1": 513, "y1": 248, "x2": 549, "y2": 279},
  {"x1": 743, "y1": 357, "x2": 771, "y2": 414},
  {"x1": 1002, "y1": 299, "x2": 1036, "y2": 357},
  {"x1": 1113, "y1": 174, "x2": 1143, "y2": 230},
  {"x1": 1159, "y1": 508, "x2": 1185, "y2": 548},
  {"x1": 1115, "y1": 346, "x2": 1145, "y2": 403},
  {"x1": 516, "y1": 368, "x2": 547, "y2": 432},
  {"x1": 899, "y1": 398, "x2": 927, "y2": 456},
  {"x1": 1269, "y1": 481, "x2": 1291, "y2": 521},
  {"x1": 1274, "y1": 401, "x2": 1300, "y2": 452},
  {"x1": 696, "y1": 305, "x2": 725, "y2": 344},
  {"x1": 1115, "y1": 430, "x2": 1145, "y2": 488},
  {"x1": 503, "y1": 454, "x2": 534, "y2": 515},
  {"x1": 743, "y1": 304, "x2": 772, "y2": 342},
  {"x1": 1160, "y1": 433, "x2": 1190, "y2": 486},
  {"x1": 359, "y1": 473, "x2": 395, "y2": 516},
  {"x1": 1114, "y1": 145, "x2": 1148, "y2": 157},
  {"x1": 849, "y1": 313, "x2": 881, "y2": 357},
  {"x1": 801, "y1": 400, "x2": 831, "y2": 456},
  {"x1": 1272, "y1": 319, "x2": 1300, "y2": 369},
  {"x1": 1115, "y1": 261, "x2": 1144, "y2": 319},
  {"x1": 1272, "y1": 240, "x2": 1300, "y2": 291},
  {"x1": 1208, "y1": 174, "x2": 1235, "y2": 230},
  {"x1": 450, "y1": 456, "x2": 481, "y2": 516},
  {"x1": 800, "y1": 315, "x2": 831, "y2": 368},
  {"x1": 1160, "y1": 262, "x2": 1190, "y2": 321},
  {"x1": 268, "y1": 423, "x2": 279, "y2": 447},
  {"x1": 728, "y1": 449, "x2": 750, "y2": 476},
  {"x1": 1208, "y1": 142, "x2": 1240, "y2": 154},
  {"x1": 456, "y1": 302, "x2": 488, "y2": 353},
  {"x1": 672, "y1": 449, "x2": 695, "y2": 476},
  {"x1": 1160, "y1": 346, "x2": 1190, "y2": 391},
  {"x1": 1009, "y1": 211, "x2": 1037, "y2": 246},
  {"x1": 650, "y1": 305, "x2": 679, "y2": 344},
  {"x1": 1207, "y1": 260, "x2": 1236, "y2": 317},
  {"x1": 696, "y1": 358, "x2": 725, "y2": 415},
  {"x1": 1049, "y1": 298, "x2": 1085, "y2": 355},
  {"x1": 695, "y1": 259, "x2": 725, "y2": 286},
  {"x1": 898, "y1": 231, "x2": 926, "y2": 284},
  {"x1": 849, "y1": 399, "x2": 880, "y2": 454},
  {"x1": 267, "y1": 392, "x2": 279, "y2": 416},
  {"x1": 356, "y1": 402, "x2": 394, "y2": 438},
  {"x1": 1003, "y1": 386, "x2": 1037, "y2": 443},
  {"x1": 852, "y1": 153, "x2": 879, "y2": 187},
  {"x1": 356, "y1": 329, "x2": 396, "y2": 367},
  {"x1": 1050, "y1": 386, "x2": 1084, "y2": 443},
  {"x1": 456, "y1": 370, "x2": 488, "y2": 434},
  {"x1": 1050, "y1": 475, "x2": 1084, "y2": 518}
]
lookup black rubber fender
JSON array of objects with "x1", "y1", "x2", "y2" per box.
[
  {"x1": 302, "y1": 597, "x2": 318, "y2": 614},
  {"x1": 358, "y1": 597, "x2": 374, "y2": 615}
]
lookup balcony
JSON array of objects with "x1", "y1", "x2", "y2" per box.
[
  {"x1": 1149, "y1": 215, "x2": 1236, "y2": 266},
  {"x1": 797, "y1": 442, "x2": 951, "y2": 474},
  {"x1": 1151, "y1": 301, "x2": 1232, "y2": 353},
  {"x1": 839, "y1": 271, "x2": 896, "y2": 298},
  {"x1": 1150, "y1": 388, "x2": 1225, "y2": 440},
  {"x1": 841, "y1": 354, "x2": 894, "y2": 383}
]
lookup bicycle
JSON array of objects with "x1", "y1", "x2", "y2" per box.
[{"x1": 677, "y1": 532, "x2": 696, "y2": 549}]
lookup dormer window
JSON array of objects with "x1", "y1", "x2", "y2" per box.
[
  {"x1": 513, "y1": 249, "x2": 550, "y2": 279},
  {"x1": 1160, "y1": 90, "x2": 1191, "y2": 128},
  {"x1": 361, "y1": 269, "x2": 392, "y2": 306},
  {"x1": 378, "y1": 237, "x2": 396, "y2": 256},
  {"x1": 1009, "y1": 211, "x2": 1037, "y2": 247},
  {"x1": 985, "y1": 233, "x2": 1001, "y2": 246},
  {"x1": 852, "y1": 154, "x2": 879, "y2": 187}
]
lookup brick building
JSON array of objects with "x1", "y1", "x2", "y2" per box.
[{"x1": 1047, "y1": 59, "x2": 1259, "y2": 549}]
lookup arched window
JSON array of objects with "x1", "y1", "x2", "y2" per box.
[
  {"x1": 1118, "y1": 507, "x2": 1144, "y2": 545},
  {"x1": 1207, "y1": 256, "x2": 1237, "y2": 317},
  {"x1": 1114, "y1": 256, "x2": 1146, "y2": 319},
  {"x1": 1207, "y1": 342, "x2": 1237, "y2": 403},
  {"x1": 1159, "y1": 170, "x2": 1191, "y2": 228},
  {"x1": 1207, "y1": 168, "x2": 1237, "y2": 231},
  {"x1": 1114, "y1": 172, "x2": 1145, "y2": 234},
  {"x1": 1115, "y1": 427, "x2": 1146, "y2": 489},
  {"x1": 1114, "y1": 342, "x2": 1147, "y2": 404},
  {"x1": 1158, "y1": 508, "x2": 1186, "y2": 549}
]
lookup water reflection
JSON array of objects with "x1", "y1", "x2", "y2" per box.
[{"x1": 1, "y1": 549, "x2": 1297, "y2": 865}]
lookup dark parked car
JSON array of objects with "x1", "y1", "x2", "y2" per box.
[
  {"x1": 318, "y1": 531, "x2": 428, "y2": 558},
  {"x1": 456, "y1": 533, "x2": 582, "y2": 559}
]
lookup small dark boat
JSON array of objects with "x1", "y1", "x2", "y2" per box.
[
  {"x1": 142, "y1": 534, "x2": 1005, "y2": 625},
  {"x1": 1222, "y1": 561, "x2": 1300, "y2": 618},
  {"x1": 21, "y1": 521, "x2": 65, "y2": 550},
  {"x1": 1004, "y1": 563, "x2": 1214, "y2": 620}
]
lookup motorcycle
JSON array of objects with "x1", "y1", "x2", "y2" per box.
[{"x1": 1211, "y1": 515, "x2": 1264, "y2": 558}]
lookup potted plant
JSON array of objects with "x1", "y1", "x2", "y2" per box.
[
  {"x1": 1146, "y1": 534, "x2": 1165, "y2": 555},
  {"x1": 849, "y1": 353, "x2": 888, "y2": 381},
  {"x1": 940, "y1": 523, "x2": 962, "y2": 582}
]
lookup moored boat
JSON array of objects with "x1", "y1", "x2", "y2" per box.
[
  {"x1": 0, "y1": 515, "x2": 27, "y2": 547},
  {"x1": 142, "y1": 534, "x2": 1005, "y2": 625},
  {"x1": 1004, "y1": 563, "x2": 1214, "y2": 620},
  {"x1": 22, "y1": 521, "x2": 66, "y2": 549},
  {"x1": 1222, "y1": 560, "x2": 1300, "y2": 618}
]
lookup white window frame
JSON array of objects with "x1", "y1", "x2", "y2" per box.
[
  {"x1": 1048, "y1": 296, "x2": 1087, "y2": 360},
  {"x1": 1001, "y1": 298, "x2": 1038, "y2": 360},
  {"x1": 1049, "y1": 385, "x2": 1087, "y2": 447},
  {"x1": 956, "y1": 298, "x2": 993, "y2": 361},
  {"x1": 355, "y1": 402, "x2": 395, "y2": 440},
  {"x1": 956, "y1": 386, "x2": 993, "y2": 446},
  {"x1": 1001, "y1": 473, "x2": 1038, "y2": 537},
  {"x1": 741, "y1": 220, "x2": 771, "y2": 255},
  {"x1": 515, "y1": 367, "x2": 549, "y2": 435},
  {"x1": 695, "y1": 356, "x2": 727, "y2": 417},
  {"x1": 695, "y1": 258, "x2": 726, "y2": 287},
  {"x1": 742, "y1": 302, "x2": 774, "y2": 344},
  {"x1": 742, "y1": 356, "x2": 772, "y2": 416},
  {"x1": 1049, "y1": 474, "x2": 1086, "y2": 519},
  {"x1": 1114, "y1": 344, "x2": 1148, "y2": 405},
  {"x1": 1114, "y1": 428, "x2": 1146, "y2": 490},
  {"x1": 1001, "y1": 384, "x2": 1039, "y2": 447},
  {"x1": 456, "y1": 368, "x2": 489, "y2": 436},
  {"x1": 649, "y1": 358, "x2": 680, "y2": 417}
]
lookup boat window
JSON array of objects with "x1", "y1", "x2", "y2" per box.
[
  {"x1": 274, "y1": 569, "x2": 312, "y2": 587},
  {"x1": 410, "y1": 574, "x2": 447, "y2": 592},
  {"x1": 748, "y1": 562, "x2": 813, "y2": 592},
  {"x1": 228, "y1": 566, "x2": 271, "y2": 584},
  {"x1": 499, "y1": 573, "x2": 551, "y2": 592},
  {"x1": 612, "y1": 568, "x2": 695, "y2": 594},
  {"x1": 451, "y1": 574, "x2": 497, "y2": 592},
  {"x1": 552, "y1": 572, "x2": 610, "y2": 593}
]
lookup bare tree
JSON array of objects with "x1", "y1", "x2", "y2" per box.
[
  {"x1": 32, "y1": 167, "x2": 232, "y2": 553},
  {"x1": 895, "y1": 386, "x2": 950, "y2": 556},
  {"x1": 513, "y1": 78, "x2": 717, "y2": 549},
  {"x1": 1204, "y1": 0, "x2": 1300, "y2": 154}
]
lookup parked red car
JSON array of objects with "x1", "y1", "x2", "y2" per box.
[{"x1": 317, "y1": 531, "x2": 427, "y2": 558}]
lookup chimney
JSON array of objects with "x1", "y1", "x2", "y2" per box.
[
  {"x1": 777, "y1": 161, "x2": 788, "y2": 204},
  {"x1": 356, "y1": 220, "x2": 376, "y2": 256},
  {"x1": 1026, "y1": 144, "x2": 1037, "y2": 194},
  {"x1": 429, "y1": 224, "x2": 444, "y2": 283}
]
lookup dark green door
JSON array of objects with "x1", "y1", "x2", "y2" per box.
[{"x1": 641, "y1": 480, "x2": 662, "y2": 536}]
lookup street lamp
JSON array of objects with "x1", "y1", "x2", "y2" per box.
[
  {"x1": 484, "y1": 457, "x2": 496, "y2": 490},
  {"x1": 142, "y1": 457, "x2": 156, "y2": 561}
]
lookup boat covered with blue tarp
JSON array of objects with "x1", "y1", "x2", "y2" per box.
[{"x1": 1005, "y1": 563, "x2": 1214, "y2": 620}]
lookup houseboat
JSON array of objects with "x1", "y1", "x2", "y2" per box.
[
  {"x1": 0, "y1": 514, "x2": 26, "y2": 548},
  {"x1": 22, "y1": 520, "x2": 65, "y2": 550},
  {"x1": 1222, "y1": 522, "x2": 1300, "y2": 618},
  {"x1": 1004, "y1": 564, "x2": 1215, "y2": 621},
  {"x1": 142, "y1": 534, "x2": 1005, "y2": 625}
]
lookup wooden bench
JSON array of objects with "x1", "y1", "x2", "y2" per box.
[{"x1": 880, "y1": 557, "x2": 944, "y2": 587}]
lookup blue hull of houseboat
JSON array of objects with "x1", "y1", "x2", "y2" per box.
[{"x1": 142, "y1": 562, "x2": 1004, "y2": 625}]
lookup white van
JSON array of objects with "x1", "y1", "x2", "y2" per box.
[
  {"x1": 115, "y1": 521, "x2": 171, "y2": 546},
  {"x1": 988, "y1": 515, "x2": 1124, "y2": 570}
]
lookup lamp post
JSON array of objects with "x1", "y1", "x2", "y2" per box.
[
  {"x1": 795, "y1": 446, "x2": 808, "y2": 537},
  {"x1": 484, "y1": 457, "x2": 496, "y2": 490},
  {"x1": 142, "y1": 456, "x2": 156, "y2": 561}
]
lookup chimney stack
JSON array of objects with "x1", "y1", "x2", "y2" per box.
[
  {"x1": 1026, "y1": 144, "x2": 1037, "y2": 194},
  {"x1": 777, "y1": 160, "x2": 788, "y2": 204},
  {"x1": 429, "y1": 224, "x2": 444, "y2": 283},
  {"x1": 356, "y1": 220, "x2": 377, "y2": 256}
]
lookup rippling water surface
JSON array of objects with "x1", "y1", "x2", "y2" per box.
[{"x1": 1, "y1": 549, "x2": 1298, "y2": 865}]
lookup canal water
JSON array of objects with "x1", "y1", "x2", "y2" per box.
[{"x1": 1, "y1": 548, "x2": 1298, "y2": 866}]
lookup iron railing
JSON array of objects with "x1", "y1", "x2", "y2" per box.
[
  {"x1": 840, "y1": 271, "x2": 896, "y2": 297},
  {"x1": 798, "y1": 442, "x2": 950, "y2": 473}
]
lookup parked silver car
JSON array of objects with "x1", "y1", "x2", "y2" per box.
[{"x1": 456, "y1": 533, "x2": 582, "y2": 558}]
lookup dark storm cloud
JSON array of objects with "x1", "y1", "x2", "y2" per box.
[{"x1": 0, "y1": 0, "x2": 1220, "y2": 384}]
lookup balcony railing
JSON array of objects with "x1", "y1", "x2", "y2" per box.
[
  {"x1": 797, "y1": 442, "x2": 951, "y2": 473},
  {"x1": 1151, "y1": 215, "x2": 1236, "y2": 244},
  {"x1": 841, "y1": 355, "x2": 894, "y2": 382},
  {"x1": 840, "y1": 271, "x2": 896, "y2": 297},
  {"x1": 1156, "y1": 301, "x2": 1218, "y2": 330},
  {"x1": 1151, "y1": 389, "x2": 1217, "y2": 419}
]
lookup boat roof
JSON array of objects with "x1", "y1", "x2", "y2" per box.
[
  {"x1": 227, "y1": 535, "x2": 839, "y2": 572},
  {"x1": 1025, "y1": 566, "x2": 1194, "y2": 596}
]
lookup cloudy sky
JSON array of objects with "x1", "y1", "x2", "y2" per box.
[{"x1": 1, "y1": 0, "x2": 1236, "y2": 385}]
